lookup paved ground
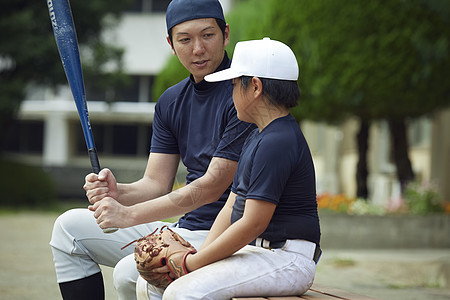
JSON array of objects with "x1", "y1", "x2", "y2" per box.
[{"x1": 0, "y1": 211, "x2": 449, "y2": 300}]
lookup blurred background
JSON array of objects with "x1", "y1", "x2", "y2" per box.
[
  {"x1": 1, "y1": 0, "x2": 449, "y2": 209},
  {"x1": 0, "y1": 0, "x2": 449, "y2": 299}
]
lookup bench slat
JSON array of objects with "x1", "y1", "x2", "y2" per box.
[
  {"x1": 231, "y1": 283, "x2": 378, "y2": 300},
  {"x1": 310, "y1": 284, "x2": 378, "y2": 300},
  {"x1": 268, "y1": 297, "x2": 304, "y2": 300},
  {"x1": 231, "y1": 298, "x2": 267, "y2": 300},
  {"x1": 300, "y1": 290, "x2": 343, "y2": 299}
]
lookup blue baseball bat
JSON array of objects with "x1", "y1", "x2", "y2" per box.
[{"x1": 47, "y1": 0, "x2": 118, "y2": 233}]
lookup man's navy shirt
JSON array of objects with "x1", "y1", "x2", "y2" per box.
[{"x1": 151, "y1": 53, "x2": 255, "y2": 230}]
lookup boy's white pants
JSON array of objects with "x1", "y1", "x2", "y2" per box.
[
  {"x1": 142, "y1": 239, "x2": 317, "y2": 300},
  {"x1": 50, "y1": 208, "x2": 208, "y2": 300}
]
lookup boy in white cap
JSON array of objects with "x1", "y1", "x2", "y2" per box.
[
  {"x1": 158, "y1": 38, "x2": 321, "y2": 299},
  {"x1": 49, "y1": 0, "x2": 255, "y2": 299}
]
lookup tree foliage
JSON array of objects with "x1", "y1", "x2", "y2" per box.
[
  {"x1": 154, "y1": 0, "x2": 450, "y2": 120},
  {"x1": 278, "y1": 0, "x2": 450, "y2": 122},
  {"x1": 152, "y1": 53, "x2": 189, "y2": 101},
  {"x1": 0, "y1": 0, "x2": 133, "y2": 151},
  {"x1": 261, "y1": 0, "x2": 450, "y2": 192},
  {"x1": 152, "y1": 0, "x2": 450, "y2": 195}
]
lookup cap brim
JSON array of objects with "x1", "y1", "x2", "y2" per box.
[{"x1": 204, "y1": 68, "x2": 241, "y2": 82}]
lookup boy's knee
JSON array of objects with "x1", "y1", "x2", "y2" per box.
[
  {"x1": 163, "y1": 277, "x2": 196, "y2": 300},
  {"x1": 114, "y1": 254, "x2": 140, "y2": 299},
  {"x1": 162, "y1": 284, "x2": 180, "y2": 300}
]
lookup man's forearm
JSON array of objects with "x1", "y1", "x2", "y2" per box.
[
  {"x1": 128, "y1": 178, "x2": 221, "y2": 225},
  {"x1": 124, "y1": 157, "x2": 237, "y2": 226},
  {"x1": 116, "y1": 177, "x2": 173, "y2": 206}
]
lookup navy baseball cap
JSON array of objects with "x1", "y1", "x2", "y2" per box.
[{"x1": 166, "y1": 0, "x2": 225, "y2": 32}]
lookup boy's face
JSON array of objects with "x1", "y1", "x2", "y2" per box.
[
  {"x1": 169, "y1": 18, "x2": 229, "y2": 83},
  {"x1": 232, "y1": 78, "x2": 254, "y2": 123}
]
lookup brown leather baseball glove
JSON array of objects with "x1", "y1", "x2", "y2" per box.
[{"x1": 134, "y1": 226, "x2": 197, "y2": 288}]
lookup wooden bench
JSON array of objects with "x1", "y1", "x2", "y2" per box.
[
  {"x1": 231, "y1": 283, "x2": 378, "y2": 300},
  {"x1": 137, "y1": 276, "x2": 377, "y2": 300}
]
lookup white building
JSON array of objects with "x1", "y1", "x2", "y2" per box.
[{"x1": 10, "y1": 0, "x2": 450, "y2": 203}]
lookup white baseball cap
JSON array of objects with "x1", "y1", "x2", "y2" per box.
[{"x1": 205, "y1": 37, "x2": 299, "y2": 82}]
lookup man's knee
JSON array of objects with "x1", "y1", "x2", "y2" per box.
[
  {"x1": 51, "y1": 209, "x2": 91, "y2": 249},
  {"x1": 51, "y1": 209, "x2": 104, "y2": 282},
  {"x1": 52, "y1": 208, "x2": 94, "y2": 235}
]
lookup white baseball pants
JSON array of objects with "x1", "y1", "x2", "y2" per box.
[
  {"x1": 142, "y1": 239, "x2": 317, "y2": 300},
  {"x1": 49, "y1": 208, "x2": 208, "y2": 300}
]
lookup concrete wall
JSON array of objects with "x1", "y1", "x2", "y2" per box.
[{"x1": 320, "y1": 213, "x2": 450, "y2": 249}]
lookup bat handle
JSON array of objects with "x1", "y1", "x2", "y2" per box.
[
  {"x1": 88, "y1": 148, "x2": 119, "y2": 234},
  {"x1": 88, "y1": 148, "x2": 101, "y2": 174}
]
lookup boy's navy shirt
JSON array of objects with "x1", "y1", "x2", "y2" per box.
[
  {"x1": 151, "y1": 52, "x2": 255, "y2": 230},
  {"x1": 231, "y1": 114, "x2": 321, "y2": 246}
]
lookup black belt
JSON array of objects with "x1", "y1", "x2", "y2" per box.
[
  {"x1": 313, "y1": 245, "x2": 322, "y2": 264},
  {"x1": 250, "y1": 239, "x2": 322, "y2": 264}
]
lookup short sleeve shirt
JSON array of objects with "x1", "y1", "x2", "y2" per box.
[
  {"x1": 231, "y1": 115, "x2": 320, "y2": 245},
  {"x1": 151, "y1": 53, "x2": 255, "y2": 230}
]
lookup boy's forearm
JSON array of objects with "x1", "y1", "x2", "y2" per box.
[
  {"x1": 199, "y1": 192, "x2": 236, "y2": 251},
  {"x1": 187, "y1": 219, "x2": 259, "y2": 271},
  {"x1": 187, "y1": 199, "x2": 275, "y2": 271},
  {"x1": 199, "y1": 205, "x2": 232, "y2": 251}
]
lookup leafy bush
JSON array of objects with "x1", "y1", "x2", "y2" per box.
[
  {"x1": 0, "y1": 158, "x2": 56, "y2": 207},
  {"x1": 152, "y1": 56, "x2": 189, "y2": 101},
  {"x1": 403, "y1": 181, "x2": 445, "y2": 215},
  {"x1": 348, "y1": 198, "x2": 386, "y2": 216},
  {"x1": 317, "y1": 181, "x2": 449, "y2": 215}
]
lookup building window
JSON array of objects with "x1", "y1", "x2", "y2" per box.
[
  {"x1": 85, "y1": 75, "x2": 154, "y2": 103},
  {"x1": 76, "y1": 123, "x2": 152, "y2": 157},
  {"x1": 115, "y1": 76, "x2": 140, "y2": 102},
  {"x1": 112, "y1": 125, "x2": 139, "y2": 155},
  {"x1": 4, "y1": 120, "x2": 44, "y2": 154}
]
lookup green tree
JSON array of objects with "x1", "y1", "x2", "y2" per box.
[
  {"x1": 232, "y1": 0, "x2": 450, "y2": 197},
  {"x1": 152, "y1": 0, "x2": 450, "y2": 198},
  {"x1": 0, "y1": 0, "x2": 133, "y2": 152},
  {"x1": 270, "y1": 0, "x2": 450, "y2": 195}
]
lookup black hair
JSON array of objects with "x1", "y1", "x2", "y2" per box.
[
  {"x1": 168, "y1": 18, "x2": 227, "y2": 46},
  {"x1": 240, "y1": 76, "x2": 300, "y2": 109}
]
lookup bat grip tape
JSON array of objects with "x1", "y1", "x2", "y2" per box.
[
  {"x1": 88, "y1": 147, "x2": 118, "y2": 234},
  {"x1": 88, "y1": 148, "x2": 101, "y2": 174}
]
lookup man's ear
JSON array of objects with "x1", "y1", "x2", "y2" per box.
[
  {"x1": 223, "y1": 24, "x2": 230, "y2": 47},
  {"x1": 251, "y1": 77, "x2": 263, "y2": 99},
  {"x1": 167, "y1": 36, "x2": 176, "y2": 55}
]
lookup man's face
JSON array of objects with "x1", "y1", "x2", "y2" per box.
[{"x1": 169, "y1": 18, "x2": 229, "y2": 83}]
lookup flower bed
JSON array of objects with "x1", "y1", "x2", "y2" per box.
[
  {"x1": 316, "y1": 180, "x2": 450, "y2": 216},
  {"x1": 316, "y1": 182, "x2": 450, "y2": 249}
]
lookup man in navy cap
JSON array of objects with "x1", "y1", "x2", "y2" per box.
[{"x1": 50, "y1": 0, "x2": 254, "y2": 299}]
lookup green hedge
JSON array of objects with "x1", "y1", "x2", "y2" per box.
[{"x1": 0, "y1": 158, "x2": 56, "y2": 207}]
